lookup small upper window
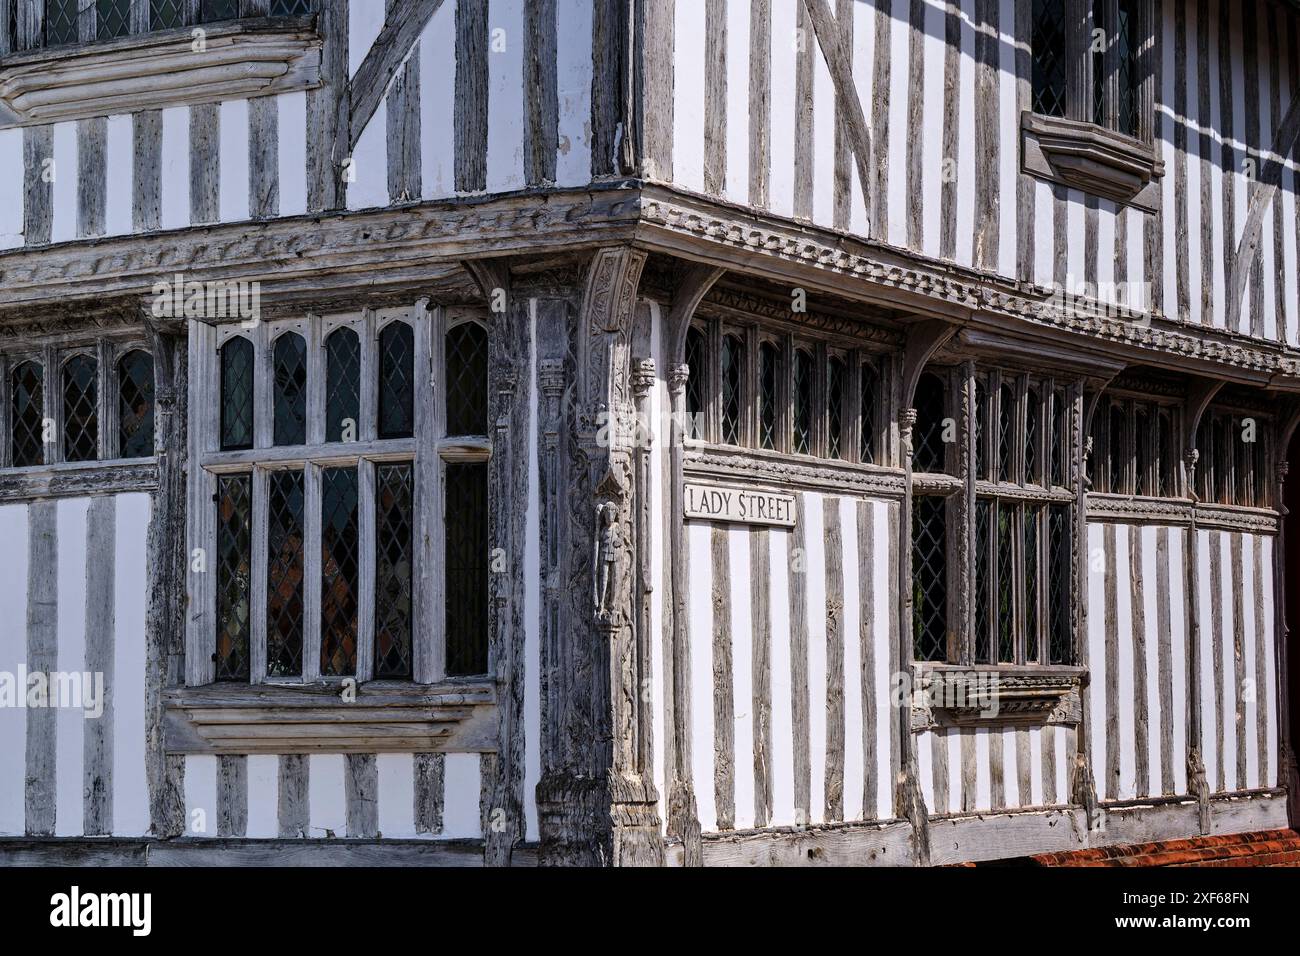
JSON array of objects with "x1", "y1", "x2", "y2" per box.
[
  {"x1": 720, "y1": 334, "x2": 743, "y2": 446},
  {"x1": 118, "y1": 349, "x2": 155, "y2": 459},
  {"x1": 31, "y1": 0, "x2": 313, "y2": 51},
  {"x1": 10, "y1": 361, "x2": 44, "y2": 468},
  {"x1": 913, "y1": 372, "x2": 946, "y2": 474}
]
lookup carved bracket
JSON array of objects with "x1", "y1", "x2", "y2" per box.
[{"x1": 1021, "y1": 111, "x2": 1165, "y2": 211}]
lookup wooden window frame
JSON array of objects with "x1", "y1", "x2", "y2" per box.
[{"x1": 186, "y1": 305, "x2": 489, "y2": 688}]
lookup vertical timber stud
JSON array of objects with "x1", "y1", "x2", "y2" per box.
[
  {"x1": 534, "y1": 247, "x2": 661, "y2": 866},
  {"x1": 664, "y1": 263, "x2": 725, "y2": 866},
  {"x1": 144, "y1": 316, "x2": 188, "y2": 838},
  {"x1": 897, "y1": 320, "x2": 957, "y2": 866},
  {"x1": 463, "y1": 259, "x2": 530, "y2": 866},
  {"x1": 1074, "y1": 383, "x2": 1102, "y2": 829},
  {"x1": 1183, "y1": 378, "x2": 1223, "y2": 833}
]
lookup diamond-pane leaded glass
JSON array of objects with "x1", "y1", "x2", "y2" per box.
[
  {"x1": 912, "y1": 496, "x2": 947, "y2": 662},
  {"x1": 11, "y1": 361, "x2": 45, "y2": 468},
  {"x1": 997, "y1": 503, "x2": 1015, "y2": 663},
  {"x1": 273, "y1": 332, "x2": 307, "y2": 447},
  {"x1": 150, "y1": 0, "x2": 183, "y2": 29},
  {"x1": 375, "y1": 463, "x2": 414, "y2": 679},
  {"x1": 860, "y1": 364, "x2": 876, "y2": 465},
  {"x1": 1048, "y1": 504, "x2": 1071, "y2": 664},
  {"x1": 325, "y1": 327, "x2": 360, "y2": 444},
  {"x1": 975, "y1": 498, "x2": 992, "y2": 664},
  {"x1": 685, "y1": 327, "x2": 706, "y2": 441},
  {"x1": 446, "y1": 462, "x2": 488, "y2": 676},
  {"x1": 1233, "y1": 418, "x2": 1249, "y2": 507},
  {"x1": 913, "y1": 372, "x2": 945, "y2": 473},
  {"x1": 1031, "y1": 0, "x2": 1067, "y2": 117},
  {"x1": 220, "y1": 336, "x2": 254, "y2": 451},
  {"x1": 118, "y1": 349, "x2": 155, "y2": 459},
  {"x1": 201, "y1": 0, "x2": 238, "y2": 22},
  {"x1": 97, "y1": 0, "x2": 130, "y2": 39},
  {"x1": 216, "y1": 475, "x2": 252, "y2": 681},
  {"x1": 266, "y1": 469, "x2": 305, "y2": 678},
  {"x1": 827, "y1": 357, "x2": 844, "y2": 460},
  {"x1": 759, "y1": 342, "x2": 777, "y2": 451},
  {"x1": 446, "y1": 322, "x2": 487, "y2": 436},
  {"x1": 270, "y1": 0, "x2": 313, "y2": 14},
  {"x1": 378, "y1": 322, "x2": 414, "y2": 440},
  {"x1": 45, "y1": 0, "x2": 78, "y2": 45},
  {"x1": 975, "y1": 378, "x2": 987, "y2": 479},
  {"x1": 1050, "y1": 388, "x2": 1065, "y2": 487},
  {"x1": 1109, "y1": 404, "x2": 1125, "y2": 493},
  {"x1": 1134, "y1": 406, "x2": 1150, "y2": 496},
  {"x1": 793, "y1": 350, "x2": 812, "y2": 455},
  {"x1": 721, "y1": 335, "x2": 742, "y2": 446},
  {"x1": 320, "y1": 467, "x2": 360, "y2": 677},
  {"x1": 1025, "y1": 389, "x2": 1040, "y2": 484},
  {"x1": 1116, "y1": 0, "x2": 1139, "y2": 136},
  {"x1": 1025, "y1": 504, "x2": 1041, "y2": 662},
  {"x1": 997, "y1": 384, "x2": 1014, "y2": 483},
  {"x1": 62, "y1": 354, "x2": 98, "y2": 463},
  {"x1": 1157, "y1": 410, "x2": 1173, "y2": 497}
]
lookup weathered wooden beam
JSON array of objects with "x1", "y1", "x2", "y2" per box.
[{"x1": 349, "y1": 0, "x2": 445, "y2": 152}]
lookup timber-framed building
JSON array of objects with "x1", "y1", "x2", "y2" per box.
[{"x1": 0, "y1": 0, "x2": 1298, "y2": 867}]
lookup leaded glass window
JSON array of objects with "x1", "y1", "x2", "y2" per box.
[
  {"x1": 1134, "y1": 405, "x2": 1150, "y2": 496},
  {"x1": 97, "y1": 0, "x2": 130, "y2": 39},
  {"x1": 220, "y1": 336, "x2": 254, "y2": 451},
  {"x1": 270, "y1": 0, "x2": 314, "y2": 14},
  {"x1": 202, "y1": 0, "x2": 238, "y2": 21},
  {"x1": 44, "y1": 0, "x2": 78, "y2": 45},
  {"x1": 685, "y1": 326, "x2": 707, "y2": 442},
  {"x1": 759, "y1": 342, "x2": 778, "y2": 451},
  {"x1": 827, "y1": 356, "x2": 845, "y2": 460},
  {"x1": 216, "y1": 474, "x2": 252, "y2": 681},
  {"x1": 320, "y1": 466, "x2": 360, "y2": 677},
  {"x1": 1050, "y1": 388, "x2": 1066, "y2": 487},
  {"x1": 1025, "y1": 387, "x2": 1040, "y2": 484},
  {"x1": 378, "y1": 321, "x2": 414, "y2": 440},
  {"x1": 62, "y1": 354, "x2": 98, "y2": 463},
  {"x1": 913, "y1": 372, "x2": 945, "y2": 473},
  {"x1": 266, "y1": 470, "x2": 305, "y2": 678},
  {"x1": 375, "y1": 462, "x2": 414, "y2": 679},
  {"x1": 325, "y1": 326, "x2": 361, "y2": 444},
  {"x1": 272, "y1": 331, "x2": 307, "y2": 447},
  {"x1": 1091, "y1": 394, "x2": 1181, "y2": 500},
  {"x1": 150, "y1": 0, "x2": 184, "y2": 30},
  {"x1": 912, "y1": 495, "x2": 947, "y2": 663},
  {"x1": 1115, "y1": 0, "x2": 1140, "y2": 137},
  {"x1": 446, "y1": 321, "x2": 488, "y2": 437},
  {"x1": 1108, "y1": 404, "x2": 1126, "y2": 493},
  {"x1": 118, "y1": 350, "x2": 155, "y2": 459},
  {"x1": 1031, "y1": 0, "x2": 1067, "y2": 117},
  {"x1": 793, "y1": 349, "x2": 813, "y2": 456},
  {"x1": 997, "y1": 383, "x2": 1014, "y2": 483},
  {"x1": 1048, "y1": 504, "x2": 1072, "y2": 664},
  {"x1": 11, "y1": 361, "x2": 45, "y2": 468},
  {"x1": 446, "y1": 462, "x2": 488, "y2": 676},
  {"x1": 860, "y1": 363, "x2": 877, "y2": 465},
  {"x1": 721, "y1": 335, "x2": 743, "y2": 446}
]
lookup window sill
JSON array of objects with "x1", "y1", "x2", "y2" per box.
[
  {"x1": 910, "y1": 662, "x2": 1084, "y2": 730},
  {"x1": 1020, "y1": 111, "x2": 1164, "y2": 212},
  {"x1": 0, "y1": 16, "x2": 320, "y2": 128},
  {"x1": 684, "y1": 443, "x2": 906, "y2": 498},
  {"x1": 163, "y1": 680, "x2": 498, "y2": 755},
  {"x1": 0, "y1": 457, "x2": 157, "y2": 502},
  {"x1": 1086, "y1": 494, "x2": 1279, "y2": 534}
]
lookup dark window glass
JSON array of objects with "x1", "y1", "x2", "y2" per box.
[
  {"x1": 720, "y1": 335, "x2": 742, "y2": 446},
  {"x1": 1212, "y1": 418, "x2": 1227, "y2": 503},
  {"x1": 997, "y1": 383, "x2": 1014, "y2": 482},
  {"x1": 860, "y1": 364, "x2": 877, "y2": 465},
  {"x1": 325, "y1": 327, "x2": 361, "y2": 444},
  {"x1": 1116, "y1": 0, "x2": 1140, "y2": 136},
  {"x1": 320, "y1": 467, "x2": 360, "y2": 676},
  {"x1": 150, "y1": 0, "x2": 184, "y2": 30},
  {"x1": 1253, "y1": 428, "x2": 1267, "y2": 508},
  {"x1": 1134, "y1": 406, "x2": 1150, "y2": 496},
  {"x1": 912, "y1": 496, "x2": 947, "y2": 662},
  {"x1": 201, "y1": 0, "x2": 238, "y2": 21},
  {"x1": 974, "y1": 498, "x2": 992, "y2": 664},
  {"x1": 1050, "y1": 388, "x2": 1066, "y2": 487},
  {"x1": 272, "y1": 332, "x2": 307, "y2": 447},
  {"x1": 685, "y1": 327, "x2": 706, "y2": 441},
  {"x1": 378, "y1": 322, "x2": 414, "y2": 440},
  {"x1": 1025, "y1": 504, "x2": 1041, "y2": 663},
  {"x1": 1031, "y1": 0, "x2": 1067, "y2": 117},
  {"x1": 445, "y1": 462, "x2": 489, "y2": 676},
  {"x1": 997, "y1": 502, "x2": 1015, "y2": 663},
  {"x1": 1157, "y1": 410, "x2": 1173, "y2": 496},
  {"x1": 118, "y1": 350, "x2": 155, "y2": 459},
  {"x1": 759, "y1": 342, "x2": 778, "y2": 451},
  {"x1": 375, "y1": 463, "x2": 414, "y2": 679},
  {"x1": 220, "y1": 337, "x2": 254, "y2": 451},
  {"x1": 913, "y1": 372, "x2": 946, "y2": 473},
  {"x1": 1025, "y1": 388, "x2": 1040, "y2": 484},
  {"x1": 1234, "y1": 418, "x2": 1249, "y2": 507},
  {"x1": 11, "y1": 361, "x2": 45, "y2": 468},
  {"x1": 1195, "y1": 419, "x2": 1210, "y2": 502},
  {"x1": 827, "y1": 356, "x2": 845, "y2": 460},
  {"x1": 45, "y1": 0, "x2": 78, "y2": 45},
  {"x1": 270, "y1": 0, "x2": 313, "y2": 14},
  {"x1": 446, "y1": 322, "x2": 488, "y2": 436},
  {"x1": 1109, "y1": 404, "x2": 1126, "y2": 493},
  {"x1": 793, "y1": 349, "x2": 813, "y2": 455},
  {"x1": 266, "y1": 470, "x2": 305, "y2": 678},
  {"x1": 216, "y1": 474, "x2": 252, "y2": 681},
  {"x1": 62, "y1": 354, "x2": 98, "y2": 462},
  {"x1": 975, "y1": 377, "x2": 988, "y2": 480},
  {"x1": 97, "y1": 0, "x2": 130, "y2": 39},
  {"x1": 1048, "y1": 504, "x2": 1072, "y2": 664}
]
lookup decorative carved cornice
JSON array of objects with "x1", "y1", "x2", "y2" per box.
[
  {"x1": 909, "y1": 666, "x2": 1084, "y2": 730},
  {"x1": 1085, "y1": 494, "x2": 1281, "y2": 534},
  {"x1": 685, "y1": 446, "x2": 906, "y2": 499},
  {"x1": 697, "y1": 286, "x2": 902, "y2": 348},
  {"x1": 1194, "y1": 503, "x2": 1281, "y2": 535},
  {"x1": 0, "y1": 460, "x2": 158, "y2": 503}
]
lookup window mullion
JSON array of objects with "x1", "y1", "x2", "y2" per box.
[
  {"x1": 781, "y1": 332, "x2": 794, "y2": 454},
  {"x1": 356, "y1": 456, "x2": 376, "y2": 683},
  {"x1": 78, "y1": 0, "x2": 97, "y2": 44},
  {"x1": 305, "y1": 314, "x2": 326, "y2": 447},
  {"x1": 98, "y1": 339, "x2": 116, "y2": 461},
  {"x1": 44, "y1": 344, "x2": 62, "y2": 465},
  {"x1": 0, "y1": 353, "x2": 10, "y2": 469},
  {"x1": 958, "y1": 361, "x2": 976, "y2": 665},
  {"x1": 302, "y1": 461, "x2": 322, "y2": 682},
  {"x1": 414, "y1": 301, "x2": 444, "y2": 682},
  {"x1": 1099, "y1": 0, "x2": 1121, "y2": 130},
  {"x1": 250, "y1": 465, "x2": 270, "y2": 682},
  {"x1": 129, "y1": 0, "x2": 149, "y2": 33},
  {"x1": 707, "y1": 317, "x2": 722, "y2": 445},
  {"x1": 253, "y1": 321, "x2": 273, "y2": 450},
  {"x1": 359, "y1": 310, "x2": 377, "y2": 443},
  {"x1": 743, "y1": 325, "x2": 758, "y2": 449},
  {"x1": 1066, "y1": 0, "x2": 1095, "y2": 122}
]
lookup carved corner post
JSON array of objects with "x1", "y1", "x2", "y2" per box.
[
  {"x1": 1182, "y1": 379, "x2": 1224, "y2": 834},
  {"x1": 464, "y1": 259, "x2": 528, "y2": 866},
  {"x1": 535, "y1": 246, "x2": 663, "y2": 866},
  {"x1": 143, "y1": 315, "x2": 188, "y2": 838},
  {"x1": 1275, "y1": 403, "x2": 1300, "y2": 826},
  {"x1": 1071, "y1": 385, "x2": 1099, "y2": 831}
]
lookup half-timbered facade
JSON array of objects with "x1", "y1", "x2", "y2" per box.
[{"x1": 0, "y1": 0, "x2": 1297, "y2": 866}]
